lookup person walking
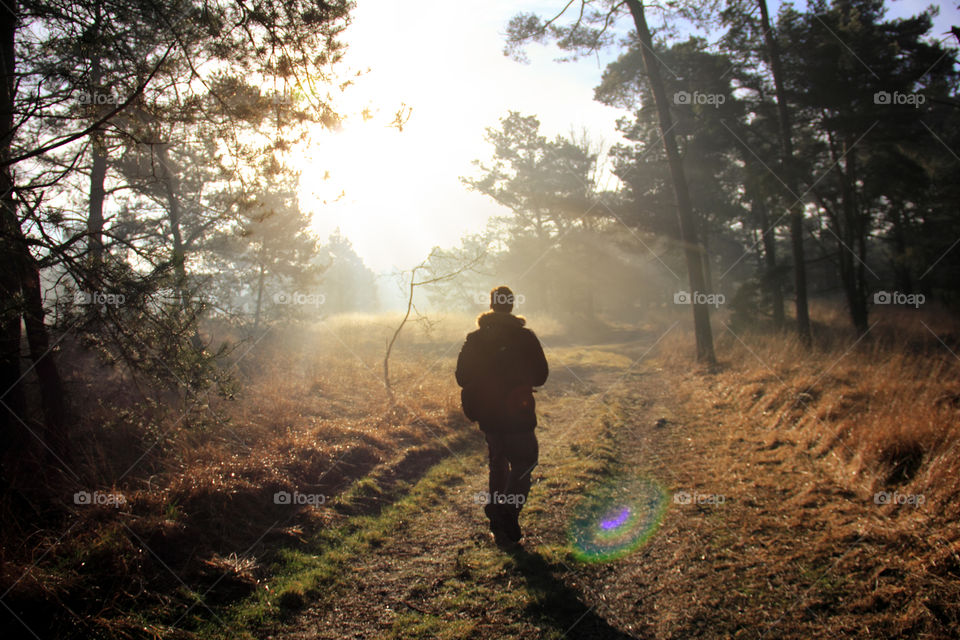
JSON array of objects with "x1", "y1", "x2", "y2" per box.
[{"x1": 455, "y1": 286, "x2": 548, "y2": 546}]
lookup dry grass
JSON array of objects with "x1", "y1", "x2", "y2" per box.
[
  {"x1": 4, "y1": 305, "x2": 959, "y2": 638},
  {"x1": 0, "y1": 313, "x2": 481, "y2": 639},
  {"x1": 652, "y1": 302, "x2": 960, "y2": 634},
  {"x1": 681, "y1": 304, "x2": 960, "y2": 516},
  {"x1": 594, "y1": 303, "x2": 959, "y2": 637}
]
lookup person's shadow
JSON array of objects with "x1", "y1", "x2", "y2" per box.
[{"x1": 504, "y1": 545, "x2": 644, "y2": 639}]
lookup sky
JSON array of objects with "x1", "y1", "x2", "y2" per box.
[{"x1": 300, "y1": 0, "x2": 960, "y2": 275}]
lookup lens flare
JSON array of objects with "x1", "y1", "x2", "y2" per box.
[
  {"x1": 600, "y1": 507, "x2": 630, "y2": 530},
  {"x1": 567, "y1": 477, "x2": 667, "y2": 563}
]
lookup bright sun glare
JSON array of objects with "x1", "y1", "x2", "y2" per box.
[
  {"x1": 299, "y1": 113, "x2": 476, "y2": 273},
  {"x1": 291, "y1": 0, "x2": 630, "y2": 275}
]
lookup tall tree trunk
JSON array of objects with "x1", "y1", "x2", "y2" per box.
[
  {"x1": 157, "y1": 142, "x2": 203, "y2": 351},
  {"x1": 0, "y1": 1, "x2": 70, "y2": 468},
  {"x1": 86, "y1": 131, "x2": 107, "y2": 327},
  {"x1": 840, "y1": 141, "x2": 869, "y2": 335},
  {"x1": 157, "y1": 143, "x2": 188, "y2": 300},
  {"x1": 701, "y1": 228, "x2": 714, "y2": 295},
  {"x1": 18, "y1": 228, "x2": 71, "y2": 465},
  {"x1": 533, "y1": 210, "x2": 550, "y2": 314},
  {"x1": 0, "y1": 186, "x2": 24, "y2": 459},
  {"x1": 89, "y1": 135, "x2": 106, "y2": 267},
  {"x1": 889, "y1": 204, "x2": 913, "y2": 294},
  {"x1": 755, "y1": 197, "x2": 786, "y2": 328},
  {"x1": 625, "y1": 0, "x2": 715, "y2": 364},
  {"x1": 0, "y1": 0, "x2": 25, "y2": 463},
  {"x1": 254, "y1": 261, "x2": 265, "y2": 331},
  {"x1": 88, "y1": 50, "x2": 106, "y2": 278},
  {"x1": 758, "y1": 0, "x2": 812, "y2": 345}
]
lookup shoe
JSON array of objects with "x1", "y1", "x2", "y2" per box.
[
  {"x1": 503, "y1": 506, "x2": 522, "y2": 543},
  {"x1": 490, "y1": 527, "x2": 519, "y2": 549},
  {"x1": 484, "y1": 504, "x2": 515, "y2": 547}
]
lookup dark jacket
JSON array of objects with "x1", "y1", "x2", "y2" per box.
[{"x1": 455, "y1": 311, "x2": 548, "y2": 431}]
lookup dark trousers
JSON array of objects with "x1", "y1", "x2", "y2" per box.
[{"x1": 483, "y1": 428, "x2": 538, "y2": 512}]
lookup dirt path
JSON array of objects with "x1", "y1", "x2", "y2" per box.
[
  {"x1": 258, "y1": 342, "x2": 957, "y2": 640},
  {"x1": 266, "y1": 342, "x2": 653, "y2": 639}
]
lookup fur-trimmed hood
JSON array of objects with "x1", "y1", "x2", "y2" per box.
[{"x1": 477, "y1": 310, "x2": 526, "y2": 329}]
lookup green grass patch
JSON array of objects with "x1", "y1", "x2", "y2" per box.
[{"x1": 197, "y1": 440, "x2": 482, "y2": 639}]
